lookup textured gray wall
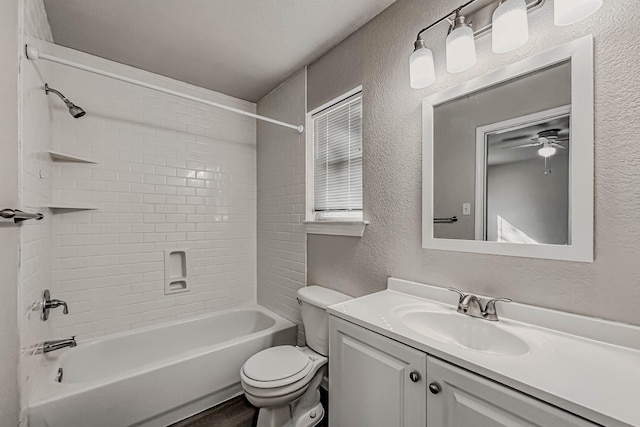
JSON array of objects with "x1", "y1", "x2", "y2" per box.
[
  {"x1": 306, "y1": 0, "x2": 640, "y2": 326},
  {"x1": 257, "y1": 69, "x2": 307, "y2": 345}
]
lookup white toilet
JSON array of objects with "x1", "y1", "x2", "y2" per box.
[{"x1": 240, "y1": 286, "x2": 352, "y2": 427}]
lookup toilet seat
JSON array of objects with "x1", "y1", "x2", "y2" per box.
[
  {"x1": 241, "y1": 346, "x2": 327, "y2": 400},
  {"x1": 242, "y1": 346, "x2": 313, "y2": 388}
]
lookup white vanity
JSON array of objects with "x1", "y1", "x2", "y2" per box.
[{"x1": 328, "y1": 278, "x2": 640, "y2": 427}]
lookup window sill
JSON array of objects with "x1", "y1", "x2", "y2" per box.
[{"x1": 304, "y1": 220, "x2": 368, "y2": 237}]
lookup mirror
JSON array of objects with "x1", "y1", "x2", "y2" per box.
[{"x1": 422, "y1": 36, "x2": 593, "y2": 262}]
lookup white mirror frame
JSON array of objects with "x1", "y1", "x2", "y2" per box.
[{"x1": 422, "y1": 35, "x2": 594, "y2": 262}]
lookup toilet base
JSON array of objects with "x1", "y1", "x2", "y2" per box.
[
  {"x1": 292, "y1": 402, "x2": 323, "y2": 427},
  {"x1": 254, "y1": 367, "x2": 326, "y2": 427},
  {"x1": 255, "y1": 402, "x2": 324, "y2": 427}
]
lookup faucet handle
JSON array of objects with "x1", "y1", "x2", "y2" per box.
[
  {"x1": 50, "y1": 299, "x2": 69, "y2": 314},
  {"x1": 41, "y1": 290, "x2": 70, "y2": 321},
  {"x1": 482, "y1": 298, "x2": 512, "y2": 321},
  {"x1": 447, "y1": 287, "x2": 466, "y2": 303}
]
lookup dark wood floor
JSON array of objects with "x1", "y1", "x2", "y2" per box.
[
  {"x1": 169, "y1": 396, "x2": 258, "y2": 427},
  {"x1": 171, "y1": 389, "x2": 328, "y2": 427}
]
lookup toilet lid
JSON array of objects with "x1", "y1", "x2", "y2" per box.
[{"x1": 243, "y1": 346, "x2": 311, "y2": 382}]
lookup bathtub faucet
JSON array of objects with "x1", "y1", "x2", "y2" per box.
[{"x1": 38, "y1": 337, "x2": 77, "y2": 354}]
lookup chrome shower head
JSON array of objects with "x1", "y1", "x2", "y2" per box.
[
  {"x1": 67, "y1": 104, "x2": 86, "y2": 118},
  {"x1": 44, "y1": 83, "x2": 86, "y2": 118}
]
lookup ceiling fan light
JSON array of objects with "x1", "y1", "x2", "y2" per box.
[
  {"x1": 554, "y1": 0, "x2": 603, "y2": 26},
  {"x1": 410, "y1": 39, "x2": 436, "y2": 89},
  {"x1": 538, "y1": 146, "x2": 557, "y2": 158},
  {"x1": 492, "y1": 0, "x2": 529, "y2": 53},
  {"x1": 446, "y1": 14, "x2": 476, "y2": 73}
]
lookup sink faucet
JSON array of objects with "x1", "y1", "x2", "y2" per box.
[
  {"x1": 37, "y1": 337, "x2": 77, "y2": 354},
  {"x1": 448, "y1": 288, "x2": 512, "y2": 321}
]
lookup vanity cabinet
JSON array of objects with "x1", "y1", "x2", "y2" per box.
[
  {"x1": 329, "y1": 316, "x2": 427, "y2": 426},
  {"x1": 330, "y1": 316, "x2": 597, "y2": 427},
  {"x1": 426, "y1": 356, "x2": 597, "y2": 427}
]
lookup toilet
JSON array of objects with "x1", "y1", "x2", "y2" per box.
[{"x1": 240, "y1": 286, "x2": 352, "y2": 427}]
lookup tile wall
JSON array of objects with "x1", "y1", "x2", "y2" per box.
[
  {"x1": 19, "y1": 1, "x2": 54, "y2": 421},
  {"x1": 25, "y1": 39, "x2": 258, "y2": 342},
  {"x1": 256, "y1": 70, "x2": 307, "y2": 344}
]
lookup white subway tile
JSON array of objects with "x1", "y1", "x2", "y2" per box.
[{"x1": 36, "y1": 48, "x2": 258, "y2": 341}]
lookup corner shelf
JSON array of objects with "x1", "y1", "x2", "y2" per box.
[
  {"x1": 48, "y1": 150, "x2": 98, "y2": 164},
  {"x1": 48, "y1": 204, "x2": 99, "y2": 211}
]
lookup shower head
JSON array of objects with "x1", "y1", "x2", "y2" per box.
[
  {"x1": 44, "y1": 83, "x2": 86, "y2": 118},
  {"x1": 67, "y1": 104, "x2": 86, "y2": 118}
]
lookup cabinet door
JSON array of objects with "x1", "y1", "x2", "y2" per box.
[
  {"x1": 426, "y1": 356, "x2": 597, "y2": 427},
  {"x1": 329, "y1": 317, "x2": 427, "y2": 427}
]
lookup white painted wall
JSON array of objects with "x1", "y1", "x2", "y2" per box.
[
  {"x1": 256, "y1": 70, "x2": 307, "y2": 344},
  {"x1": 23, "y1": 0, "x2": 53, "y2": 42},
  {"x1": 486, "y1": 153, "x2": 569, "y2": 244},
  {"x1": 305, "y1": 0, "x2": 640, "y2": 325},
  {"x1": 0, "y1": 2, "x2": 21, "y2": 425},
  {"x1": 20, "y1": 39, "x2": 258, "y2": 345}
]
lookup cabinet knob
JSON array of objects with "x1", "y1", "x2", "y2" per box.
[
  {"x1": 428, "y1": 382, "x2": 442, "y2": 394},
  {"x1": 409, "y1": 371, "x2": 421, "y2": 382}
]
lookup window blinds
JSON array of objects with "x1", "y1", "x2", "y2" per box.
[{"x1": 313, "y1": 93, "x2": 363, "y2": 213}]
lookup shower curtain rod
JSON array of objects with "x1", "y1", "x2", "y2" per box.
[{"x1": 25, "y1": 45, "x2": 304, "y2": 133}]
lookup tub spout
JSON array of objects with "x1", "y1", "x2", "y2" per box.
[{"x1": 38, "y1": 337, "x2": 76, "y2": 354}]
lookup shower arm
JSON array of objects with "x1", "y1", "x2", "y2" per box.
[
  {"x1": 26, "y1": 45, "x2": 305, "y2": 133},
  {"x1": 44, "y1": 84, "x2": 74, "y2": 107}
]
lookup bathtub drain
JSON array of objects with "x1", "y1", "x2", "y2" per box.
[{"x1": 55, "y1": 368, "x2": 63, "y2": 383}]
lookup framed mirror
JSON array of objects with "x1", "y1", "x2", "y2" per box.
[{"x1": 422, "y1": 36, "x2": 593, "y2": 262}]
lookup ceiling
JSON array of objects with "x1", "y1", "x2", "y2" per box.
[{"x1": 43, "y1": 0, "x2": 396, "y2": 102}]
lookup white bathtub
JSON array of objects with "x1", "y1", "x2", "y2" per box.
[{"x1": 29, "y1": 305, "x2": 296, "y2": 427}]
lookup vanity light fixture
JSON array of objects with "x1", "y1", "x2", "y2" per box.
[
  {"x1": 554, "y1": 0, "x2": 603, "y2": 26},
  {"x1": 446, "y1": 10, "x2": 477, "y2": 73},
  {"x1": 410, "y1": 38, "x2": 436, "y2": 89},
  {"x1": 409, "y1": 0, "x2": 602, "y2": 88},
  {"x1": 492, "y1": 0, "x2": 529, "y2": 53}
]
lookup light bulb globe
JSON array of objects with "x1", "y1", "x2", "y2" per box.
[
  {"x1": 538, "y1": 146, "x2": 557, "y2": 158},
  {"x1": 446, "y1": 21, "x2": 476, "y2": 73},
  {"x1": 554, "y1": 0, "x2": 603, "y2": 26},
  {"x1": 410, "y1": 41, "x2": 436, "y2": 89},
  {"x1": 492, "y1": 0, "x2": 529, "y2": 53}
]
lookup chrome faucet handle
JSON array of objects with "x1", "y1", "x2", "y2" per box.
[
  {"x1": 41, "y1": 290, "x2": 70, "y2": 321},
  {"x1": 482, "y1": 298, "x2": 512, "y2": 321},
  {"x1": 447, "y1": 287, "x2": 466, "y2": 303},
  {"x1": 49, "y1": 299, "x2": 69, "y2": 314}
]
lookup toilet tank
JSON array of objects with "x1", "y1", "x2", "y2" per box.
[{"x1": 297, "y1": 286, "x2": 352, "y2": 356}]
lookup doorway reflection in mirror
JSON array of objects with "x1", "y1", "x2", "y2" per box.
[{"x1": 478, "y1": 108, "x2": 570, "y2": 245}]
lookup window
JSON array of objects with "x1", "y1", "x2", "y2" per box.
[
  {"x1": 312, "y1": 92, "x2": 362, "y2": 220},
  {"x1": 306, "y1": 88, "x2": 366, "y2": 237}
]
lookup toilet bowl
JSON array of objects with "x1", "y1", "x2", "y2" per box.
[
  {"x1": 241, "y1": 346, "x2": 327, "y2": 427},
  {"x1": 240, "y1": 286, "x2": 352, "y2": 427}
]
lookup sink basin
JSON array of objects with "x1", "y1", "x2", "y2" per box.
[{"x1": 400, "y1": 310, "x2": 530, "y2": 356}]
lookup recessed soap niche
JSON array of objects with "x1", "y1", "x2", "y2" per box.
[{"x1": 164, "y1": 249, "x2": 190, "y2": 295}]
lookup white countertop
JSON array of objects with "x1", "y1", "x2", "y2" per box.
[{"x1": 327, "y1": 278, "x2": 640, "y2": 427}]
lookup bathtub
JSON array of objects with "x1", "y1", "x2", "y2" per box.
[{"x1": 29, "y1": 305, "x2": 296, "y2": 427}]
